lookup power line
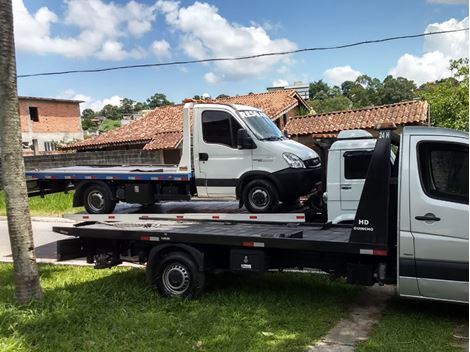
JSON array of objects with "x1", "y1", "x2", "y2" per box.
[{"x1": 18, "y1": 28, "x2": 469, "y2": 78}]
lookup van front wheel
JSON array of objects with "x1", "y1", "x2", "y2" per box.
[{"x1": 243, "y1": 179, "x2": 279, "y2": 213}]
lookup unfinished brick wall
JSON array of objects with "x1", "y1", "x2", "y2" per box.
[{"x1": 19, "y1": 98, "x2": 82, "y2": 134}]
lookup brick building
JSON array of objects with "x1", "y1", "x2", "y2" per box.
[
  {"x1": 65, "y1": 90, "x2": 309, "y2": 163},
  {"x1": 19, "y1": 96, "x2": 84, "y2": 152}
]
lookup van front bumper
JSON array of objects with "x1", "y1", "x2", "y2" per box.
[{"x1": 269, "y1": 166, "x2": 322, "y2": 201}]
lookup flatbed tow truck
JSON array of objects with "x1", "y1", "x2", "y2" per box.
[{"x1": 53, "y1": 125, "x2": 469, "y2": 303}]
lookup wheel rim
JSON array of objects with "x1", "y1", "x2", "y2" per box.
[
  {"x1": 87, "y1": 190, "x2": 105, "y2": 212},
  {"x1": 249, "y1": 188, "x2": 270, "y2": 210},
  {"x1": 162, "y1": 263, "x2": 190, "y2": 295}
]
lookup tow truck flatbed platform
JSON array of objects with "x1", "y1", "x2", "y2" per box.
[{"x1": 26, "y1": 165, "x2": 192, "y2": 182}]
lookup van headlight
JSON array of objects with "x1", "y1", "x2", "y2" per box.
[{"x1": 282, "y1": 153, "x2": 305, "y2": 168}]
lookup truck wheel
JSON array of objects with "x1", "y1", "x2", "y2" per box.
[
  {"x1": 243, "y1": 179, "x2": 279, "y2": 213},
  {"x1": 151, "y1": 252, "x2": 205, "y2": 299},
  {"x1": 83, "y1": 184, "x2": 116, "y2": 214}
]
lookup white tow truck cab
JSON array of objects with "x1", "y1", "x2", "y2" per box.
[
  {"x1": 27, "y1": 101, "x2": 322, "y2": 214},
  {"x1": 324, "y1": 129, "x2": 395, "y2": 224}
]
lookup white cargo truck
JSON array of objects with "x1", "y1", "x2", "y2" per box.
[{"x1": 27, "y1": 101, "x2": 322, "y2": 214}]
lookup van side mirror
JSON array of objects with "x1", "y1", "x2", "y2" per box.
[{"x1": 237, "y1": 128, "x2": 256, "y2": 149}]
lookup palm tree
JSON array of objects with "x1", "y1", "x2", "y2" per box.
[{"x1": 0, "y1": 0, "x2": 42, "y2": 303}]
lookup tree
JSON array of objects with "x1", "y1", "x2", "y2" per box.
[
  {"x1": 309, "y1": 80, "x2": 331, "y2": 100},
  {"x1": 378, "y1": 75, "x2": 416, "y2": 105},
  {"x1": 146, "y1": 93, "x2": 172, "y2": 109},
  {"x1": 308, "y1": 95, "x2": 353, "y2": 113},
  {"x1": 120, "y1": 98, "x2": 135, "y2": 115},
  {"x1": 418, "y1": 58, "x2": 469, "y2": 131},
  {"x1": 99, "y1": 104, "x2": 121, "y2": 120},
  {"x1": 134, "y1": 101, "x2": 148, "y2": 111},
  {"x1": 0, "y1": 0, "x2": 43, "y2": 303},
  {"x1": 216, "y1": 94, "x2": 230, "y2": 99},
  {"x1": 81, "y1": 108, "x2": 96, "y2": 131}
]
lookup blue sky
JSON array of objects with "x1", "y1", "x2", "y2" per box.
[{"x1": 14, "y1": 0, "x2": 469, "y2": 110}]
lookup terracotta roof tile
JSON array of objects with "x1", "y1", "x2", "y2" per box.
[
  {"x1": 285, "y1": 100, "x2": 428, "y2": 136},
  {"x1": 65, "y1": 90, "x2": 308, "y2": 151}
]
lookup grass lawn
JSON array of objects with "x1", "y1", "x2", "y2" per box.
[
  {"x1": 0, "y1": 264, "x2": 360, "y2": 352},
  {"x1": 358, "y1": 297, "x2": 468, "y2": 352},
  {"x1": 0, "y1": 191, "x2": 81, "y2": 216}
]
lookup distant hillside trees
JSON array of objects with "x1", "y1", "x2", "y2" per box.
[{"x1": 308, "y1": 58, "x2": 468, "y2": 131}]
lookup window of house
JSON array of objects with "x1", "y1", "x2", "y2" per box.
[
  {"x1": 418, "y1": 142, "x2": 468, "y2": 204},
  {"x1": 29, "y1": 107, "x2": 39, "y2": 122},
  {"x1": 202, "y1": 110, "x2": 242, "y2": 148},
  {"x1": 344, "y1": 151, "x2": 373, "y2": 179}
]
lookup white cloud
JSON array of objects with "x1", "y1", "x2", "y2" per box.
[
  {"x1": 57, "y1": 89, "x2": 122, "y2": 112},
  {"x1": 13, "y1": 0, "x2": 158, "y2": 60},
  {"x1": 323, "y1": 65, "x2": 362, "y2": 86},
  {"x1": 151, "y1": 40, "x2": 171, "y2": 59},
  {"x1": 424, "y1": 17, "x2": 469, "y2": 58},
  {"x1": 272, "y1": 79, "x2": 289, "y2": 87},
  {"x1": 156, "y1": 0, "x2": 297, "y2": 83},
  {"x1": 427, "y1": 0, "x2": 468, "y2": 4},
  {"x1": 389, "y1": 17, "x2": 468, "y2": 85}
]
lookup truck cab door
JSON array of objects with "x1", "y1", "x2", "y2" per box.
[
  {"x1": 195, "y1": 109, "x2": 253, "y2": 197},
  {"x1": 339, "y1": 150, "x2": 371, "y2": 211},
  {"x1": 408, "y1": 135, "x2": 468, "y2": 302}
]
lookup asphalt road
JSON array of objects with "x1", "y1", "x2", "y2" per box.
[{"x1": 0, "y1": 219, "x2": 73, "y2": 260}]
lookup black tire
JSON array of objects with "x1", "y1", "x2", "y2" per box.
[
  {"x1": 243, "y1": 179, "x2": 279, "y2": 213},
  {"x1": 149, "y1": 251, "x2": 205, "y2": 298},
  {"x1": 83, "y1": 183, "x2": 116, "y2": 214}
]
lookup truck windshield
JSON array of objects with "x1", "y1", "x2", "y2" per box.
[{"x1": 238, "y1": 110, "x2": 284, "y2": 141}]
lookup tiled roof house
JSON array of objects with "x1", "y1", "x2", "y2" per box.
[
  {"x1": 285, "y1": 100, "x2": 429, "y2": 146},
  {"x1": 65, "y1": 90, "x2": 309, "y2": 162}
]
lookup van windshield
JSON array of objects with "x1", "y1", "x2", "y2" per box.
[{"x1": 238, "y1": 110, "x2": 284, "y2": 141}]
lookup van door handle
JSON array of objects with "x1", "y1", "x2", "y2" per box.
[
  {"x1": 415, "y1": 213, "x2": 441, "y2": 222},
  {"x1": 341, "y1": 185, "x2": 352, "y2": 190},
  {"x1": 199, "y1": 153, "x2": 209, "y2": 161}
]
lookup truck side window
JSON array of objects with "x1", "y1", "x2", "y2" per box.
[
  {"x1": 343, "y1": 151, "x2": 372, "y2": 179},
  {"x1": 418, "y1": 142, "x2": 468, "y2": 204},
  {"x1": 202, "y1": 110, "x2": 241, "y2": 148}
]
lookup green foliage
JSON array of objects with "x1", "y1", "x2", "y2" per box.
[
  {"x1": 146, "y1": 93, "x2": 172, "y2": 109},
  {"x1": 0, "y1": 191, "x2": 81, "y2": 216},
  {"x1": 417, "y1": 58, "x2": 469, "y2": 131},
  {"x1": 308, "y1": 95, "x2": 353, "y2": 113},
  {"x1": 0, "y1": 264, "x2": 360, "y2": 352},
  {"x1": 100, "y1": 104, "x2": 121, "y2": 120},
  {"x1": 378, "y1": 75, "x2": 416, "y2": 104},
  {"x1": 216, "y1": 94, "x2": 230, "y2": 99},
  {"x1": 98, "y1": 118, "x2": 121, "y2": 133},
  {"x1": 120, "y1": 98, "x2": 136, "y2": 114}
]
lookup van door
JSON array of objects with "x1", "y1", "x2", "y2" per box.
[
  {"x1": 409, "y1": 136, "x2": 468, "y2": 302},
  {"x1": 196, "y1": 109, "x2": 253, "y2": 197},
  {"x1": 340, "y1": 150, "x2": 372, "y2": 210}
]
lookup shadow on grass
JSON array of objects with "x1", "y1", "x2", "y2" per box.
[{"x1": 0, "y1": 264, "x2": 360, "y2": 352}]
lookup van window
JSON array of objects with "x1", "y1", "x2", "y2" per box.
[
  {"x1": 418, "y1": 142, "x2": 468, "y2": 204},
  {"x1": 343, "y1": 151, "x2": 372, "y2": 179},
  {"x1": 202, "y1": 110, "x2": 242, "y2": 148}
]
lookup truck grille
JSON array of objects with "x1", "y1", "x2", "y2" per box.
[{"x1": 304, "y1": 157, "x2": 321, "y2": 168}]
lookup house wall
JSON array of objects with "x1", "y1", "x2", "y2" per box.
[{"x1": 19, "y1": 98, "x2": 84, "y2": 151}]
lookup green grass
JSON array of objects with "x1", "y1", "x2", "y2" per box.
[
  {"x1": 357, "y1": 297, "x2": 468, "y2": 352},
  {"x1": 0, "y1": 191, "x2": 81, "y2": 216},
  {"x1": 0, "y1": 264, "x2": 360, "y2": 352}
]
